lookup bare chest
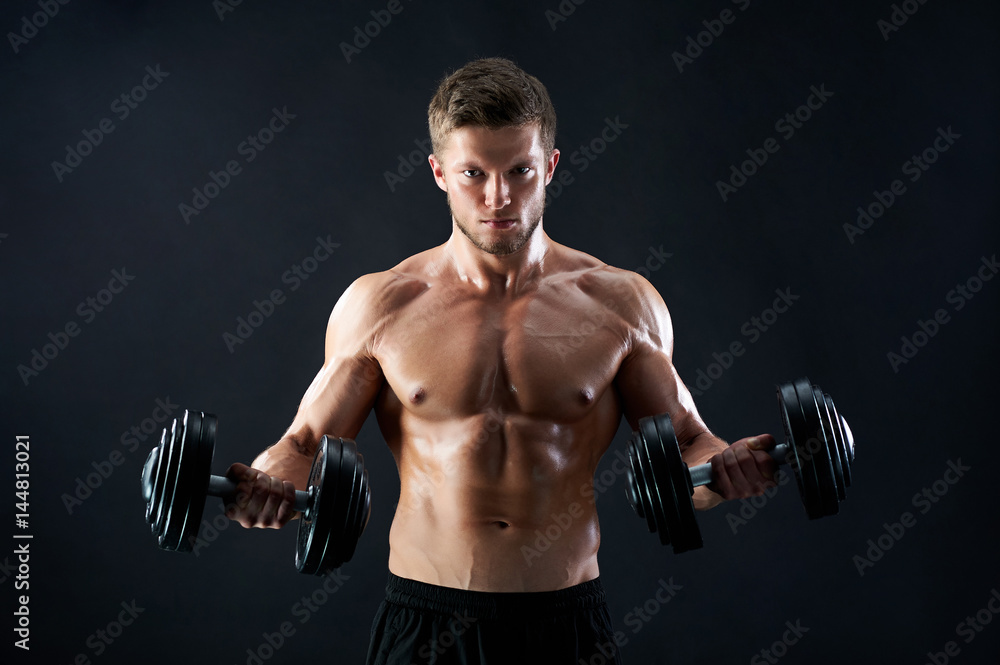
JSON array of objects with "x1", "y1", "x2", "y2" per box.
[{"x1": 376, "y1": 287, "x2": 627, "y2": 420}]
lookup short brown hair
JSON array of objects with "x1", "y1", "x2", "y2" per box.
[{"x1": 427, "y1": 57, "x2": 557, "y2": 157}]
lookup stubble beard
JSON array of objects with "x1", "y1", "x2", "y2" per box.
[{"x1": 449, "y1": 191, "x2": 544, "y2": 257}]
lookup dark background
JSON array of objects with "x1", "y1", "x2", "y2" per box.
[{"x1": 2, "y1": 1, "x2": 998, "y2": 663}]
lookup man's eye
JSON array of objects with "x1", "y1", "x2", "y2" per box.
[
  {"x1": 462, "y1": 170, "x2": 481, "y2": 177},
  {"x1": 513, "y1": 167, "x2": 531, "y2": 175}
]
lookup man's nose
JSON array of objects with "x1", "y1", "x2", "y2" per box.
[{"x1": 485, "y1": 175, "x2": 510, "y2": 210}]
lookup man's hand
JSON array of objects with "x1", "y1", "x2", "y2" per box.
[
  {"x1": 707, "y1": 434, "x2": 779, "y2": 501},
  {"x1": 224, "y1": 463, "x2": 298, "y2": 529}
]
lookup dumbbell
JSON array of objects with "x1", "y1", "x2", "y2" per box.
[
  {"x1": 140, "y1": 409, "x2": 371, "y2": 574},
  {"x1": 625, "y1": 377, "x2": 855, "y2": 553}
]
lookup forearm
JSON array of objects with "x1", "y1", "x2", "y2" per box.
[
  {"x1": 251, "y1": 434, "x2": 317, "y2": 490},
  {"x1": 681, "y1": 431, "x2": 729, "y2": 510}
]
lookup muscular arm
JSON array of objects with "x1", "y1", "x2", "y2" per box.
[
  {"x1": 612, "y1": 274, "x2": 731, "y2": 509},
  {"x1": 612, "y1": 272, "x2": 779, "y2": 510},
  {"x1": 228, "y1": 274, "x2": 386, "y2": 527}
]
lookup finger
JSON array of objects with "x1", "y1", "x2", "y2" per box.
[
  {"x1": 273, "y1": 481, "x2": 298, "y2": 527},
  {"x1": 728, "y1": 445, "x2": 759, "y2": 496},
  {"x1": 709, "y1": 451, "x2": 737, "y2": 500},
  {"x1": 225, "y1": 462, "x2": 251, "y2": 479},
  {"x1": 745, "y1": 434, "x2": 777, "y2": 451},
  {"x1": 258, "y1": 476, "x2": 290, "y2": 528},
  {"x1": 239, "y1": 470, "x2": 271, "y2": 525}
]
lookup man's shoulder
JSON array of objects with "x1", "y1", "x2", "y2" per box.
[
  {"x1": 548, "y1": 243, "x2": 655, "y2": 304},
  {"x1": 340, "y1": 247, "x2": 442, "y2": 314}
]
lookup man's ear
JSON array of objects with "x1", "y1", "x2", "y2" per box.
[
  {"x1": 544, "y1": 148, "x2": 561, "y2": 185},
  {"x1": 429, "y1": 153, "x2": 448, "y2": 192}
]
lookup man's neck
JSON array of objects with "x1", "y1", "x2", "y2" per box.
[{"x1": 444, "y1": 221, "x2": 552, "y2": 296}]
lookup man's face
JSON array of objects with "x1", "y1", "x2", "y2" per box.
[{"x1": 430, "y1": 124, "x2": 560, "y2": 257}]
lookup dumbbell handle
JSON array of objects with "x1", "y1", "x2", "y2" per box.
[
  {"x1": 688, "y1": 443, "x2": 790, "y2": 488},
  {"x1": 207, "y1": 474, "x2": 313, "y2": 513}
]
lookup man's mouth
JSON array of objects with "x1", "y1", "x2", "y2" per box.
[{"x1": 482, "y1": 218, "x2": 516, "y2": 229}]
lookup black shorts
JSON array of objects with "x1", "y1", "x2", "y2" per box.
[{"x1": 366, "y1": 572, "x2": 623, "y2": 665}]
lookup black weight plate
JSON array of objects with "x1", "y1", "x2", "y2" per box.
[
  {"x1": 147, "y1": 422, "x2": 174, "y2": 529},
  {"x1": 353, "y1": 462, "x2": 371, "y2": 540},
  {"x1": 344, "y1": 448, "x2": 370, "y2": 563},
  {"x1": 634, "y1": 422, "x2": 671, "y2": 545},
  {"x1": 316, "y1": 438, "x2": 355, "y2": 572},
  {"x1": 296, "y1": 437, "x2": 341, "y2": 574},
  {"x1": 329, "y1": 442, "x2": 364, "y2": 570},
  {"x1": 177, "y1": 413, "x2": 217, "y2": 553},
  {"x1": 639, "y1": 415, "x2": 679, "y2": 548},
  {"x1": 161, "y1": 410, "x2": 201, "y2": 550},
  {"x1": 843, "y1": 416, "x2": 855, "y2": 464},
  {"x1": 624, "y1": 459, "x2": 645, "y2": 521},
  {"x1": 627, "y1": 433, "x2": 655, "y2": 533},
  {"x1": 151, "y1": 417, "x2": 182, "y2": 541},
  {"x1": 832, "y1": 407, "x2": 854, "y2": 487},
  {"x1": 153, "y1": 413, "x2": 186, "y2": 548},
  {"x1": 627, "y1": 434, "x2": 657, "y2": 534},
  {"x1": 631, "y1": 436, "x2": 655, "y2": 531},
  {"x1": 810, "y1": 386, "x2": 840, "y2": 517},
  {"x1": 331, "y1": 439, "x2": 364, "y2": 570},
  {"x1": 791, "y1": 380, "x2": 835, "y2": 520},
  {"x1": 144, "y1": 426, "x2": 169, "y2": 526},
  {"x1": 778, "y1": 380, "x2": 822, "y2": 519},
  {"x1": 652, "y1": 414, "x2": 702, "y2": 553},
  {"x1": 823, "y1": 394, "x2": 849, "y2": 499},
  {"x1": 295, "y1": 437, "x2": 330, "y2": 574}
]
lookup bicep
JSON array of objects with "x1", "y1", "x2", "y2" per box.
[
  {"x1": 614, "y1": 280, "x2": 710, "y2": 447},
  {"x1": 616, "y1": 343, "x2": 707, "y2": 444},
  {"x1": 284, "y1": 278, "x2": 386, "y2": 445}
]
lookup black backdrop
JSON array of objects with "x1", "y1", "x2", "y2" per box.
[{"x1": 2, "y1": 1, "x2": 998, "y2": 663}]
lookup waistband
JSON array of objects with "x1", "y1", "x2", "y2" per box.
[{"x1": 384, "y1": 572, "x2": 608, "y2": 619}]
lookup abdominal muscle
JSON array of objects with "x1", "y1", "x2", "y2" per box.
[{"x1": 382, "y1": 408, "x2": 611, "y2": 592}]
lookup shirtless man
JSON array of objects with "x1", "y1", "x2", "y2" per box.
[{"x1": 226, "y1": 58, "x2": 778, "y2": 664}]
